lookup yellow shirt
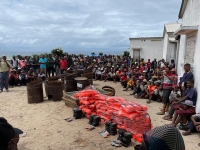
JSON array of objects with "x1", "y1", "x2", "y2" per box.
[
  {"x1": 0, "y1": 61, "x2": 11, "y2": 72},
  {"x1": 127, "y1": 80, "x2": 134, "y2": 86}
]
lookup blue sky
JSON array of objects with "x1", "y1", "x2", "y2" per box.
[{"x1": 0, "y1": 0, "x2": 182, "y2": 56}]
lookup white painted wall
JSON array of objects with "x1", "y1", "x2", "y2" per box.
[
  {"x1": 177, "y1": 0, "x2": 200, "y2": 112},
  {"x1": 166, "y1": 42, "x2": 176, "y2": 62},
  {"x1": 162, "y1": 32, "x2": 168, "y2": 60},
  {"x1": 130, "y1": 38, "x2": 164, "y2": 61}
]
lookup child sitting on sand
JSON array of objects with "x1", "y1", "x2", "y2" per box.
[{"x1": 123, "y1": 76, "x2": 135, "y2": 91}]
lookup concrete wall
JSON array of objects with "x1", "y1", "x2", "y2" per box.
[
  {"x1": 130, "y1": 38, "x2": 164, "y2": 61},
  {"x1": 162, "y1": 32, "x2": 168, "y2": 60},
  {"x1": 178, "y1": 0, "x2": 200, "y2": 112},
  {"x1": 166, "y1": 42, "x2": 177, "y2": 62}
]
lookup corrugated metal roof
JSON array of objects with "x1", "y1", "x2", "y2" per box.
[
  {"x1": 129, "y1": 37, "x2": 163, "y2": 40},
  {"x1": 165, "y1": 23, "x2": 181, "y2": 33}
]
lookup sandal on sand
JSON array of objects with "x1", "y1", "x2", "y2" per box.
[
  {"x1": 157, "y1": 112, "x2": 165, "y2": 115},
  {"x1": 85, "y1": 125, "x2": 95, "y2": 131},
  {"x1": 182, "y1": 131, "x2": 191, "y2": 136},
  {"x1": 111, "y1": 140, "x2": 121, "y2": 147},
  {"x1": 99, "y1": 130, "x2": 109, "y2": 138}
]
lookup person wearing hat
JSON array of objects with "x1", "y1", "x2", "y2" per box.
[
  {"x1": 170, "y1": 100, "x2": 196, "y2": 128},
  {"x1": 170, "y1": 79, "x2": 197, "y2": 129},
  {"x1": 8, "y1": 69, "x2": 19, "y2": 87},
  {"x1": 134, "y1": 125, "x2": 185, "y2": 150},
  {"x1": 0, "y1": 55, "x2": 11, "y2": 93},
  {"x1": 0, "y1": 117, "x2": 23, "y2": 150},
  {"x1": 182, "y1": 113, "x2": 200, "y2": 136}
]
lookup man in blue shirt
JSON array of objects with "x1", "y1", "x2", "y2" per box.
[{"x1": 39, "y1": 55, "x2": 47, "y2": 75}]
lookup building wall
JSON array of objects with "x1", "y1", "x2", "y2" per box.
[
  {"x1": 162, "y1": 32, "x2": 168, "y2": 60},
  {"x1": 182, "y1": 0, "x2": 200, "y2": 26},
  {"x1": 130, "y1": 39, "x2": 163, "y2": 61},
  {"x1": 178, "y1": 0, "x2": 200, "y2": 112}
]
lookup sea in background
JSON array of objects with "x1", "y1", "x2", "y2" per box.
[{"x1": 1, "y1": 49, "x2": 126, "y2": 57}]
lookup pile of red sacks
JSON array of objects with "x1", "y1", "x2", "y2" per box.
[{"x1": 74, "y1": 87, "x2": 152, "y2": 143}]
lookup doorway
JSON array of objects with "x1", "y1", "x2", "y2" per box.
[{"x1": 133, "y1": 49, "x2": 140, "y2": 61}]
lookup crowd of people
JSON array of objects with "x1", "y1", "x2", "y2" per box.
[{"x1": 0, "y1": 53, "x2": 199, "y2": 149}]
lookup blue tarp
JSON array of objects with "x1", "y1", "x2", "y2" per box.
[{"x1": 87, "y1": 54, "x2": 98, "y2": 57}]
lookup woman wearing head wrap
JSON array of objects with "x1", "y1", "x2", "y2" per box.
[{"x1": 135, "y1": 125, "x2": 185, "y2": 150}]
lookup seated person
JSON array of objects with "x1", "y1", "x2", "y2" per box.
[
  {"x1": 27, "y1": 68, "x2": 37, "y2": 82},
  {"x1": 134, "y1": 79, "x2": 148, "y2": 98},
  {"x1": 170, "y1": 100, "x2": 196, "y2": 128},
  {"x1": 146, "y1": 81, "x2": 158, "y2": 103},
  {"x1": 120, "y1": 73, "x2": 129, "y2": 88},
  {"x1": 38, "y1": 72, "x2": 46, "y2": 81},
  {"x1": 101, "y1": 68, "x2": 108, "y2": 82},
  {"x1": 154, "y1": 81, "x2": 163, "y2": 102},
  {"x1": 18, "y1": 70, "x2": 28, "y2": 86},
  {"x1": 115, "y1": 68, "x2": 123, "y2": 82},
  {"x1": 9, "y1": 69, "x2": 18, "y2": 87},
  {"x1": 0, "y1": 117, "x2": 23, "y2": 150},
  {"x1": 108, "y1": 68, "x2": 116, "y2": 82},
  {"x1": 170, "y1": 79, "x2": 197, "y2": 128},
  {"x1": 135, "y1": 125, "x2": 185, "y2": 150},
  {"x1": 123, "y1": 75, "x2": 135, "y2": 91},
  {"x1": 163, "y1": 85, "x2": 181, "y2": 121},
  {"x1": 95, "y1": 67, "x2": 103, "y2": 80},
  {"x1": 182, "y1": 114, "x2": 200, "y2": 136}
]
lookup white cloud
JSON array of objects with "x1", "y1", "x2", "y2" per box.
[{"x1": 0, "y1": 0, "x2": 182, "y2": 55}]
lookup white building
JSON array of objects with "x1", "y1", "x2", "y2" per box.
[
  {"x1": 174, "y1": 0, "x2": 200, "y2": 112},
  {"x1": 162, "y1": 23, "x2": 181, "y2": 62},
  {"x1": 129, "y1": 37, "x2": 164, "y2": 61}
]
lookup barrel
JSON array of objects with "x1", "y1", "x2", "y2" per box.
[
  {"x1": 75, "y1": 69, "x2": 85, "y2": 77},
  {"x1": 64, "y1": 80, "x2": 77, "y2": 92},
  {"x1": 45, "y1": 81, "x2": 63, "y2": 101},
  {"x1": 81, "y1": 72, "x2": 93, "y2": 85},
  {"x1": 74, "y1": 77, "x2": 90, "y2": 91},
  {"x1": 65, "y1": 73, "x2": 76, "y2": 80},
  {"x1": 27, "y1": 79, "x2": 44, "y2": 104}
]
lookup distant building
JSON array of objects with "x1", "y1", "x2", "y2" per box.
[
  {"x1": 129, "y1": 37, "x2": 163, "y2": 61},
  {"x1": 163, "y1": 23, "x2": 181, "y2": 62},
  {"x1": 174, "y1": 0, "x2": 200, "y2": 112}
]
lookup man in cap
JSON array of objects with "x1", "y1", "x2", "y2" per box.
[
  {"x1": 0, "y1": 117, "x2": 23, "y2": 150},
  {"x1": 0, "y1": 55, "x2": 11, "y2": 92},
  {"x1": 135, "y1": 125, "x2": 185, "y2": 150}
]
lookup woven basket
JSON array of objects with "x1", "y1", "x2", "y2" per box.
[
  {"x1": 48, "y1": 76, "x2": 60, "y2": 81},
  {"x1": 102, "y1": 86, "x2": 115, "y2": 96},
  {"x1": 62, "y1": 92, "x2": 79, "y2": 107}
]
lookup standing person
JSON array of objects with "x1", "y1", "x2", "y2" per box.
[
  {"x1": 146, "y1": 59, "x2": 151, "y2": 73},
  {"x1": 151, "y1": 59, "x2": 157, "y2": 71},
  {"x1": 170, "y1": 59, "x2": 175, "y2": 68},
  {"x1": 179, "y1": 63, "x2": 194, "y2": 96},
  {"x1": 0, "y1": 55, "x2": 11, "y2": 92},
  {"x1": 60, "y1": 57, "x2": 67, "y2": 74},
  {"x1": 19, "y1": 58, "x2": 26, "y2": 70},
  {"x1": 47, "y1": 54, "x2": 55, "y2": 77},
  {"x1": 157, "y1": 68, "x2": 173, "y2": 115},
  {"x1": 38, "y1": 55, "x2": 47, "y2": 76},
  {"x1": 54, "y1": 56, "x2": 60, "y2": 76},
  {"x1": 11, "y1": 55, "x2": 18, "y2": 70}
]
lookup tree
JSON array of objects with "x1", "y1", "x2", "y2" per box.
[
  {"x1": 51, "y1": 47, "x2": 65, "y2": 57},
  {"x1": 99, "y1": 52, "x2": 103, "y2": 56},
  {"x1": 123, "y1": 50, "x2": 130, "y2": 57}
]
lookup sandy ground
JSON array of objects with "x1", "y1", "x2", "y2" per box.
[{"x1": 0, "y1": 80, "x2": 199, "y2": 150}]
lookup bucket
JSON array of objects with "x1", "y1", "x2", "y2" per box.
[
  {"x1": 74, "y1": 77, "x2": 89, "y2": 91},
  {"x1": 75, "y1": 69, "x2": 85, "y2": 77},
  {"x1": 64, "y1": 80, "x2": 77, "y2": 92},
  {"x1": 27, "y1": 79, "x2": 44, "y2": 104}
]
